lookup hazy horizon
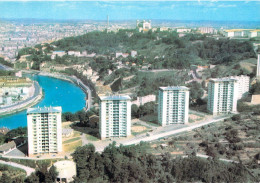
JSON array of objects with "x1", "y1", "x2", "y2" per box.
[{"x1": 0, "y1": 1, "x2": 259, "y2": 22}]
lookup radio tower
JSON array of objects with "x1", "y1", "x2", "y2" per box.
[{"x1": 107, "y1": 15, "x2": 109, "y2": 28}]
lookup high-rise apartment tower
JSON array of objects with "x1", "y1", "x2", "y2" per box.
[
  {"x1": 99, "y1": 95, "x2": 131, "y2": 140},
  {"x1": 27, "y1": 106, "x2": 62, "y2": 156},
  {"x1": 158, "y1": 86, "x2": 189, "y2": 126},
  {"x1": 207, "y1": 78, "x2": 238, "y2": 115}
]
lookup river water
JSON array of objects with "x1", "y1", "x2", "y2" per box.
[{"x1": 0, "y1": 75, "x2": 86, "y2": 129}]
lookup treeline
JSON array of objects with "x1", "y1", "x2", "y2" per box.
[
  {"x1": 62, "y1": 108, "x2": 98, "y2": 126},
  {"x1": 0, "y1": 57, "x2": 14, "y2": 68},
  {"x1": 52, "y1": 29, "x2": 255, "y2": 70},
  {"x1": 0, "y1": 127, "x2": 27, "y2": 145},
  {"x1": 72, "y1": 143, "x2": 253, "y2": 183}
]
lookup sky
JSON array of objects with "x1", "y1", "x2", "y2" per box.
[{"x1": 0, "y1": 1, "x2": 259, "y2": 21}]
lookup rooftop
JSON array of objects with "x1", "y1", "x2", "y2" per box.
[
  {"x1": 0, "y1": 141, "x2": 16, "y2": 152},
  {"x1": 27, "y1": 106, "x2": 62, "y2": 114},
  {"x1": 99, "y1": 95, "x2": 131, "y2": 101},
  {"x1": 159, "y1": 86, "x2": 189, "y2": 91},
  {"x1": 224, "y1": 29, "x2": 253, "y2": 32},
  {"x1": 210, "y1": 78, "x2": 238, "y2": 82}
]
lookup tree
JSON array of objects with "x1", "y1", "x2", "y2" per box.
[
  {"x1": 187, "y1": 81, "x2": 204, "y2": 105},
  {"x1": 25, "y1": 173, "x2": 40, "y2": 183},
  {"x1": 0, "y1": 173, "x2": 11, "y2": 183},
  {"x1": 45, "y1": 165, "x2": 58, "y2": 183},
  {"x1": 131, "y1": 104, "x2": 139, "y2": 118}
]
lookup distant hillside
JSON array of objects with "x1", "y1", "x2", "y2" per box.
[{"x1": 52, "y1": 29, "x2": 256, "y2": 70}]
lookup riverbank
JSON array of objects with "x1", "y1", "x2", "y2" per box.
[
  {"x1": 0, "y1": 81, "x2": 43, "y2": 117},
  {"x1": 23, "y1": 70, "x2": 92, "y2": 111}
]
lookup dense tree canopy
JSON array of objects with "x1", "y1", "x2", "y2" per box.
[{"x1": 71, "y1": 142, "x2": 253, "y2": 183}]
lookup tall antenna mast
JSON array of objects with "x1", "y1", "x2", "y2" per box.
[{"x1": 107, "y1": 15, "x2": 109, "y2": 28}]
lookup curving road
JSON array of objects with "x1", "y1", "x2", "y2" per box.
[
  {"x1": 0, "y1": 63, "x2": 13, "y2": 71},
  {"x1": 0, "y1": 159, "x2": 35, "y2": 176}
]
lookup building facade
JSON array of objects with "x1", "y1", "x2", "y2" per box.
[
  {"x1": 99, "y1": 95, "x2": 131, "y2": 140},
  {"x1": 136, "y1": 20, "x2": 152, "y2": 32},
  {"x1": 207, "y1": 78, "x2": 238, "y2": 115},
  {"x1": 158, "y1": 86, "x2": 189, "y2": 126},
  {"x1": 257, "y1": 54, "x2": 260, "y2": 78},
  {"x1": 27, "y1": 106, "x2": 62, "y2": 156},
  {"x1": 229, "y1": 75, "x2": 250, "y2": 99}
]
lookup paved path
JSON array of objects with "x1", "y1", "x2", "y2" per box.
[
  {"x1": 0, "y1": 160, "x2": 35, "y2": 176},
  {"x1": 123, "y1": 116, "x2": 229, "y2": 146},
  {"x1": 0, "y1": 63, "x2": 13, "y2": 71},
  {"x1": 87, "y1": 115, "x2": 231, "y2": 152},
  {"x1": 196, "y1": 153, "x2": 239, "y2": 163}
]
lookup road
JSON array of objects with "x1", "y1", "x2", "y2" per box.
[
  {"x1": 0, "y1": 81, "x2": 42, "y2": 114},
  {"x1": 71, "y1": 75, "x2": 92, "y2": 111},
  {"x1": 0, "y1": 63, "x2": 13, "y2": 71},
  {"x1": 0, "y1": 160, "x2": 35, "y2": 176},
  {"x1": 196, "y1": 154, "x2": 239, "y2": 163},
  {"x1": 89, "y1": 114, "x2": 231, "y2": 152}
]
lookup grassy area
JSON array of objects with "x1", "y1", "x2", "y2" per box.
[
  {"x1": 63, "y1": 137, "x2": 81, "y2": 144},
  {"x1": 132, "y1": 129, "x2": 150, "y2": 136},
  {"x1": 0, "y1": 157, "x2": 59, "y2": 168},
  {"x1": 85, "y1": 134, "x2": 99, "y2": 141},
  {"x1": 63, "y1": 140, "x2": 82, "y2": 152}
]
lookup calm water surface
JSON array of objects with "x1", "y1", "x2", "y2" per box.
[{"x1": 0, "y1": 75, "x2": 86, "y2": 129}]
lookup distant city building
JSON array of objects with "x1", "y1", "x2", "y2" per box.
[
  {"x1": 158, "y1": 86, "x2": 190, "y2": 126},
  {"x1": 207, "y1": 78, "x2": 238, "y2": 115},
  {"x1": 132, "y1": 94, "x2": 156, "y2": 106},
  {"x1": 176, "y1": 28, "x2": 191, "y2": 33},
  {"x1": 257, "y1": 54, "x2": 260, "y2": 78},
  {"x1": 159, "y1": 27, "x2": 169, "y2": 32},
  {"x1": 27, "y1": 106, "x2": 62, "y2": 156},
  {"x1": 116, "y1": 52, "x2": 129, "y2": 58},
  {"x1": 99, "y1": 95, "x2": 131, "y2": 139},
  {"x1": 136, "y1": 20, "x2": 152, "y2": 32},
  {"x1": 198, "y1": 27, "x2": 216, "y2": 34},
  {"x1": 249, "y1": 30, "x2": 260, "y2": 38},
  {"x1": 223, "y1": 29, "x2": 260, "y2": 38},
  {"x1": 0, "y1": 76, "x2": 34, "y2": 106},
  {"x1": 131, "y1": 50, "x2": 137, "y2": 57},
  {"x1": 51, "y1": 51, "x2": 66, "y2": 59}
]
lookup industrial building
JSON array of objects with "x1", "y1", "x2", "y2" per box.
[
  {"x1": 27, "y1": 106, "x2": 62, "y2": 157},
  {"x1": 158, "y1": 86, "x2": 190, "y2": 126},
  {"x1": 99, "y1": 95, "x2": 131, "y2": 140}
]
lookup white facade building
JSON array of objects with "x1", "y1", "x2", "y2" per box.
[
  {"x1": 158, "y1": 86, "x2": 190, "y2": 126},
  {"x1": 27, "y1": 106, "x2": 62, "y2": 156},
  {"x1": 207, "y1": 78, "x2": 238, "y2": 115},
  {"x1": 99, "y1": 95, "x2": 131, "y2": 140},
  {"x1": 136, "y1": 20, "x2": 152, "y2": 32},
  {"x1": 229, "y1": 75, "x2": 250, "y2": 99},
  {"x1": 257, "y1": 54, "x2": 260, "y2": 78},
  {"x1": 198, "y1": 27, "x2": 216, "y2": 34}
]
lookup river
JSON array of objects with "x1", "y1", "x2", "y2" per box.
[{"x1": 0, "y1": 75, "x2": 86, "y2": 129}]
